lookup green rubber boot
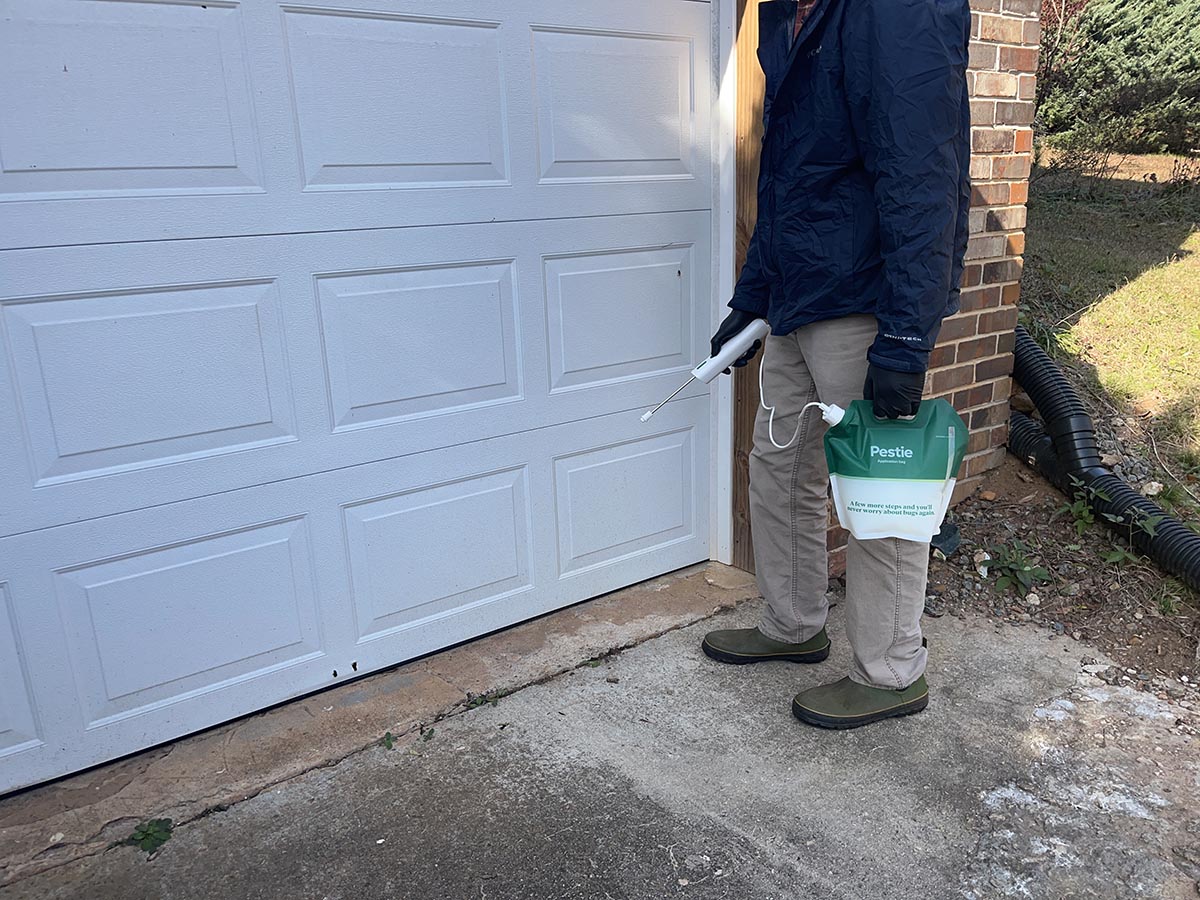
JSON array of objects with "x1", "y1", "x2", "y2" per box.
[
  {"x1": 791, "y1": 675, "x2": 929, "y2": 729},
  {"x1": 701, "y1": 627, "x2": 830, "y2": 665}
]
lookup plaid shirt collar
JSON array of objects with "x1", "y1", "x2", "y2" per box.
[{"x1": 794, "y1": 0, "x2": 819, "y2": 41}]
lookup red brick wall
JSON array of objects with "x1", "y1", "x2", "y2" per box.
[{"x1": 827, "y1": 0, "x2": 1039, "y2": 574}]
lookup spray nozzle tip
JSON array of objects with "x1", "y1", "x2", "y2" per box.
[{"x1": 640, "y1": 410, "x2": 654, "y2": 423}]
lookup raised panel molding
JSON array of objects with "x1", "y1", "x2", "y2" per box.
[
  {"x1": 343, "y1": 467, "x2": 533, "y2": 641},
  {"x1": 531, "y1": 26, "x2": 695, "y2": 183},
  {"x1": 316, "y1": 261, "x2": 521, "y2": 430},
  {"x1": 1, "y1": 280, "x2": 296, "y2": 484},
  {"x1": 283, "y1": 7, "x2": 508, "y2": 190},
  {"x1": 54, "y1": 517, "x2": 323, "y2": 727},
  {"x1": 554, "y1": 429, "x2": 695, "y2": 575},
  {"x1": 0, "y1": 0, "x2": 262, "y2": 200},
  {"x1": 545, "y1": 244, "x2": 695, "y2": 392},
  {"x1": 0, "y1": 582, "x2": 41, "y2": 757}
]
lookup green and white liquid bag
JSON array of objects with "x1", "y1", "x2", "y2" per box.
[{"x1": 822, "y1": 399, "x2": 969, "y2": 543}]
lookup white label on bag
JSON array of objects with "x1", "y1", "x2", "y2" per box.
[{"x1": 829, "y1": 475, "x2": 957, "y2": 543}]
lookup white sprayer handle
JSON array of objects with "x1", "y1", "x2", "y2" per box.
[{"x1": 691, "y1": 318, "x2": 771, "y2": 384}]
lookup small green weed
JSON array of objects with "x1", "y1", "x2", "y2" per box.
[
  {"x1": 1102, "y1": 544, "x2": 1141, "y2": 566},
  {"x1": 1057, "y1": 494, "x2": 1096, "y2": 534},
  {"x1": 1053, "y1": 476, "x2": 1108, "y2": 535},
  {"x1": 464, "y1": 690, "x2": 506, "y2": 710},
  {"x1": 1094, "y1": 508, "x2": 1162, "y2": 566},
  {"x1": 1158, "y1": 483, "x2": 1188, "y2": 511},
  {"x1": 1135, "y1": 510, "x2": 1166, "y2": 538},
  {"x1": 381, "y1": 731, "x2": 395, "y2": 750},
  {"x1": 1017, "y1": 308, "x2": 1064, "y2": 355},
  {"x1": 1052, "y1": 477, "x2": 1167, "y2": 566},
  {"x1": 125, "y1": 818, "x2": 173, "y2": 854},
  {"x1": 1155, "y1": 578, "x2": 1188, "y2": 615},
  {"x1": 987, "y1": 540, "x2": 1052, "y2": 598}
]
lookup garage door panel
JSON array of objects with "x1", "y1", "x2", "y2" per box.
[
  {"x1": 1, "y1": 0, "x2": 710, "y2": 249},
  {"x1": 532, "y1": 26, "x2": 695, "y2": 183},
  {"x1": 54, "y1": 516, "x2": 324, "y2": 729},
  {"x1": 0, "y1": 212, "x2": 709, "y2": 536},
  {"x1": 0, "y1": 582, "x2": 41, "y2": 759},
  {"x1": 546, "y1": 244, "x2": 694, "y2": 392},
  {"x1": 282, "y1": 7, "x2": 508, "y2": 191},
  {"x1": 554, "y1": 428, "x2": 695, "y2": 576},
  {"x1": 344, "y1": 466, "x2": 533, "y2": 642},
  {"x1": 1, "y1": 279, "x2": 296, "y2": 485},
  {"x1": 0, "y1": 485, "x2": 348, "y2": 791},
  {"x1": 0, "y1": 0, "x2": 262, "y2": 201},
  {"x1": 316, "y1": 260, "x2": 521, "y2": 430}
]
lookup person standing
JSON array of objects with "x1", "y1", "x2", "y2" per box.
[{"x1": 702, "y1": 0, "x2": 972, "y2": 728}]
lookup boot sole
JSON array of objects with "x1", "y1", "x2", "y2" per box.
[
  {"x1": 701, "y1": 639, "x2": 831, "y2": 666},
  {"x1": 791, "y1": 692, "x2": 929, "y2": 729}
]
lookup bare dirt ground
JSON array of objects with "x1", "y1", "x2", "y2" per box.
[{"x1": 928, "y1": 454, "x2": 1199, "y2": 703}]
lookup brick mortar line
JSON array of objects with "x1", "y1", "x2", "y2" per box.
[{"x1": 931, "y1": 334, "x2": 1021, "y2": 353}]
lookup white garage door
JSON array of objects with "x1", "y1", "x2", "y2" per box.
[{"x1": 0, "y1": 0, "x2": 719, "y2": 792}]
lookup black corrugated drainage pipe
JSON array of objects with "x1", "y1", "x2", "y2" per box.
[
  {"x1": 1012, "y1": 326, "x2": 1104, "y2": 474},
  {"x1": 1008, "y1": 410, "x2": 1070, "y2": 492},
  {"x1": 1008, "y1": 325, "x2": 1200, "y2": 593}
]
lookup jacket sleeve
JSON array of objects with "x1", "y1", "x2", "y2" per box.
[{"x1": 845, "y1": 0, "x2": 971, "y2": 373}]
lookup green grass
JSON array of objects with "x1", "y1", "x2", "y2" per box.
[
  {"x1": 1071, "y1": 233, "x2": 1200, "y2": 450},
  {"x1": 1021, "y1": 163, "x2": 1200, "y2": 467}
]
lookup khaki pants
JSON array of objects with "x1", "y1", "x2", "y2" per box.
[{"x1": 749, "y1": 315, "x2": 929, "y2": 689}]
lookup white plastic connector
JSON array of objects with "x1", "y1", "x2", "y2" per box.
[{"x1": 821, "y1": 403, "x2": 845, "y2": 427}]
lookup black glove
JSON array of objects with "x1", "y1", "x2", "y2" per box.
[
  {"x1": 710, "y1": 309, "x2": 763, "y2": 373},
  {"x1": 863, "y1": 363, "x2": 925, "y2": 419}
]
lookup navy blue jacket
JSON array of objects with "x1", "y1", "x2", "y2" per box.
[{"x1": 731, "y1": 0, "x2": 972, "y2": 374}]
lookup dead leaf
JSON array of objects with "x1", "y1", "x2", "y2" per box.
[{"x1": 973, "y1": 549, "x2": 992, "y2": 578}]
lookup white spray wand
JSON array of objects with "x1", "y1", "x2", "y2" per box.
[
  {"x1": 640, "y1": 318, "x2": 845, "y2": 444},
  {"x1": 640, "y1": 318, "x2": 772, "y2": 422}
]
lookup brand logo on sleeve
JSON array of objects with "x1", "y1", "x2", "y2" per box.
[{"x1": 871, "y1": 446, "x2": 914, "y2": 459}]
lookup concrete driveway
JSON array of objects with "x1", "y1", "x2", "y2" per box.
[{"x1": 6, "y1": 581, "x2": 1198, "y2": 900}]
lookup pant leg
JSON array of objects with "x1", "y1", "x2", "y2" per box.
[
  {"x1": 843, "y1": 536, "x2": 929, "y2": 688},
  {"x1": 792, "y1": 316, "x2": 930, "y2": 689},
  {"x1": 748, "y1": 332, "x2": 830, "y2": 643}
]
